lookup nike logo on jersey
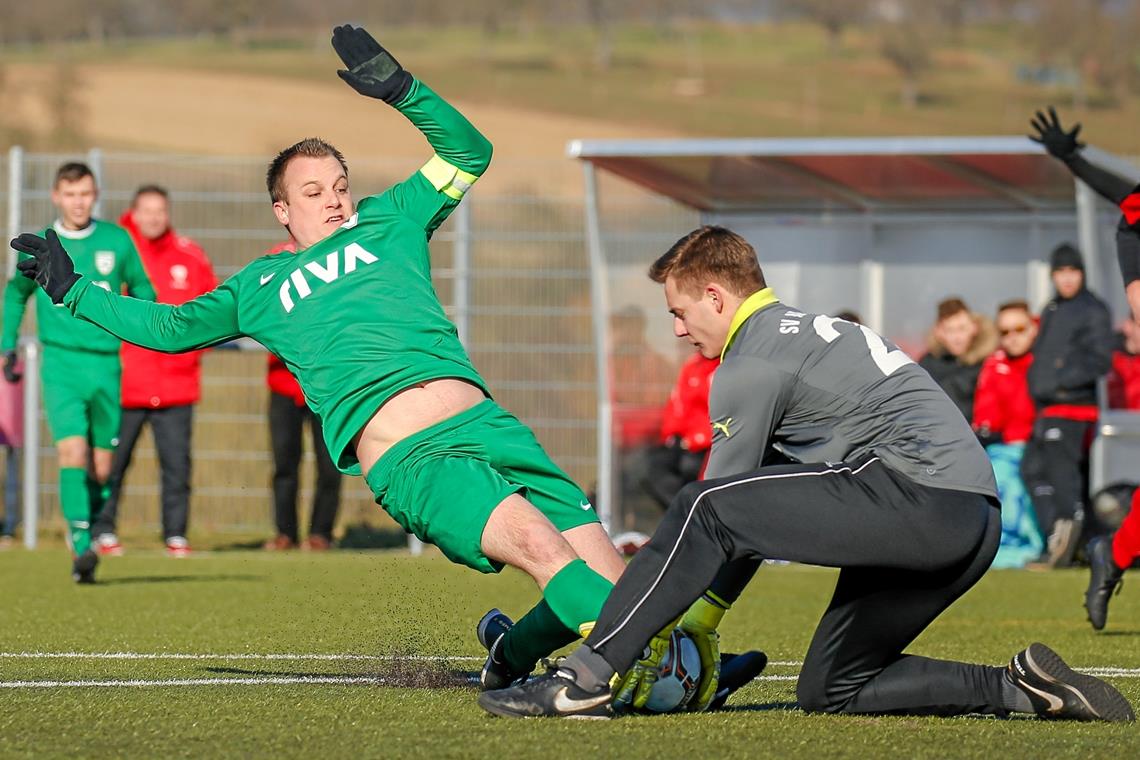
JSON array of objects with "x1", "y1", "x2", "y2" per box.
[
  {"x1": 712, "y1": 417, "x2": 734, "y2": 438},
  {"x1": 259, "y1": 273, "x2": 275, "y2": 286},
  {"x1": 279, "y1": 242, "x2": 378, "y2": 313},
  {"x1": 579, "y1": 501, "x2": 593, "y2": 511}
]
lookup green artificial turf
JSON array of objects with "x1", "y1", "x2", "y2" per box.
[{"x1": 0, "y1": 547, "x2": 1136, "y2": 758}]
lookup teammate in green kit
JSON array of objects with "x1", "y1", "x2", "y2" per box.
[
  {"x1": 3, "y1": 162, "x2": 155, "y2": 583},
  {"x1": 10, "y1": 25, "x2": 625, "y2": 679}
]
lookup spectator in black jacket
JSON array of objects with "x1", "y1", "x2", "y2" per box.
[
  {"x1": 1020, "y1": 243, "x2": 1115, "y2": 567},
  {"x1": 918, "y1": 297, "x2": 997, "y2": 421}
]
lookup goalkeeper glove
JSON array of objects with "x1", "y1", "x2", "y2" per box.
[
  {"x1": 1028, "y1": 106, "x2": 1084, "y2": 162},
  {"x1": 612, "y1": 622, "x2": 676, "y2": 712},
  {"x1": 680, "y1": 592, "x2": 730, "y2": 712},
  {"x1": 11, "y1": 229, "x2": 81, "y2": 305},
  {"x1": 331, "y1": 25, "x2": 413, "y2": 105}
]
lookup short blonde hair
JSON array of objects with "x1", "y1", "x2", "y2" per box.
[{"x1": 648, "y1": 226, "x2": 765, "y2": 297}]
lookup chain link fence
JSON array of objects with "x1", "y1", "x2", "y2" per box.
[{"x1": 1, "y1": 148, "x2": 697, "y2": 540}]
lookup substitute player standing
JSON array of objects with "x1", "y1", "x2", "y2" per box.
[
  {"x1": 479, "y1": 226, "x2": 1134, "y2": 722},
  {"x1": 2, "y1": 163, "x2": 154, "y2": 583},
  {"x1": 1030, "y1": 107, "x2": 1140, "y2": 630},
  {"x1": 10, "y1": 26, "x2": 624, "y2": 674}
]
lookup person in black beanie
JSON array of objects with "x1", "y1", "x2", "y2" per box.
[{"x1": 1020, "y1": 243, "x2": 1114, "y2": 567}]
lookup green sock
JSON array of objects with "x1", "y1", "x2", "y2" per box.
[
  {"x1": 59, "y1": 468, "x2": 92, "y2": 555},
  {"x1": 499, "y1": 599, "x2": 580, "y2": 675},
  {"x1": 542, "y1": 559, "x2": 613, "y2": 636}
]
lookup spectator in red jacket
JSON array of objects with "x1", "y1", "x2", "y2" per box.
[
  {"x1": 641, "y1": 351, "x2": 719, "y2": 510},
  {"x1": 974, "y1": 300, "x2": 1038, "y2": 446},
  {"x1": 973, "y1": 300, "x2": 1043, "y2": 567},
  {"x1": 1107, "y1": 319, "x2": 1140, "y2": 410},
  {"x1": 92, "y1": 185, "x2": 217, "y2": 556},
  {"x1": 262, "y1": 242, "x2": 342, "y2": 552}
]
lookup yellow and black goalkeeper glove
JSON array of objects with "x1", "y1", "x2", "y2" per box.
[
  {"x1": 331, "y1": 24, "x2": 413, "y2": 105},
  {"x1": 612, "y1": 620, "x2": 677, "y2": 712},
  {"x1": 680, "y1": 591, "x2": 730, "y2": 712}
]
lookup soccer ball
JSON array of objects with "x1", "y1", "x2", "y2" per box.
[{"x1": 643, "y1": 629, "x2": 701, "y2": 713}]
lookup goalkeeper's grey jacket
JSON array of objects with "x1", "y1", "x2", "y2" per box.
[{"x1": 706, "y1": 289, "x2": 998, "y2": 499}]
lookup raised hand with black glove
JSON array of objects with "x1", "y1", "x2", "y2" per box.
[
  {"x1": 331, "y1": 25, "x2": 413, "y2": 105},
  {"x1": 1029, "y1": 106, "x2": 1084, "y2": 162},
  {"x1": 2, "y1": 351, "x2": 20, "y2": 384},
  {"x1": 1029, "y1": 105, "x2": 1134, "y2": 205},
  {"x1": 10, "y1": 229, "x2": 81, "y2": 304}
]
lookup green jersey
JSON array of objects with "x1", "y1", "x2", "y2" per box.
[
  {"x1": 2, "y1": 220, "x2": 154, "y2": 354},
  {"x1": 59, "y1": 79, "x2": 492, "y2": 475}
]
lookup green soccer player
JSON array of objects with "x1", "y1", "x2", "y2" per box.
[
  {"x1": 2, "y1": 162, "x2": 155, "y2": 583},
  {"x1": 10, "y1": 25, "x2": 625, "y2": 678}
]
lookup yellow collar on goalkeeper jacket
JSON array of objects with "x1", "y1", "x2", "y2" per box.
[{"x1": 721, "y1": 287, "x2": 779, "y2": 361}]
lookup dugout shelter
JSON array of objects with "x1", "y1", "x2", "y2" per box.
[{"x1": 571, "y1": 136, "x2": 1140, "y2": 532}]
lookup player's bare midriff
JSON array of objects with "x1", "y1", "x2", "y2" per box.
[{"x1": 352, "y1": 377, "x2": 486, "y2": 473}]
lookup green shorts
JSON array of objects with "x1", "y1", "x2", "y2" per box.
[
  {"x1": 365, "y1": 399, "x2": 599, "y2": 573},
  {"x1": 41, "y1": 346, "x2": 121, "y2": 448}
]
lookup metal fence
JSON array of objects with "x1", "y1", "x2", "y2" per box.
[{"x1": 2, "y1": 147, "x2": 697, "y2": 542}]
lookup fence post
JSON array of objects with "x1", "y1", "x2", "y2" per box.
[
  {"x1": 582, "y1": 162, "x2": 614, "y2": 534},
  {"x1": 6, "y1": 145, "x2": 20, "y2": 280},
  {"x1": 87, "y1": 147, "x2": 104, "y2": 220},
  {"x1": 21, "y1": 339, "x2": 39, "y2": 550},
  {"x1": 453, "y1": 197, "x2": 472, "y2": 347}
]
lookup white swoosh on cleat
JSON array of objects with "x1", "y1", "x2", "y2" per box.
[
  {"x1": 1020, "y1": 681, "x2": 1064, "y2": 713},
  {"x1": 551, "y1": 687, "x2": 610, "y2": 713}
]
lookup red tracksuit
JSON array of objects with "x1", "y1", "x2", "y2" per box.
[
  {"x1": 1109, "y1": 350, "x2": 1140, "y2": 411},
  {"x1": 972, "y1": 350, "x2": 1035, "y2": 444},
  {"x1": 660, "y1": 353, "x2": 719, "y2": 453},
  {"x1": 1109, "y1": 349, "x2": 1140, "y2": 570},
  {"x1": 118, "y1": 212, "x2": 217, "y2": 408}
]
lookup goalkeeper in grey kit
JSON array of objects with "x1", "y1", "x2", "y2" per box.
[{"x1": 480, "y1": 226, "x2": 1134, "y2": 722}]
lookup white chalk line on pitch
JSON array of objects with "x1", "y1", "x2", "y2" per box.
[
  {"x1": 0, "y1": 652, "x2": 1138, "y2": 689},
  {"x1": 0, "y1": 651, "x2": 803, "y2": 666}
]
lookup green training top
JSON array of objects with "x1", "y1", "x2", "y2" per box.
[
  {"x1": 60, "y1": 79, "x2": 493, "y2": 475},
  {"x1": 2, "y1": 219, "x2": 154, "y2": 354}
]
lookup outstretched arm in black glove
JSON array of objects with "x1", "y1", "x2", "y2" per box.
[
  {"x1": 331, "y1": 25, "x2": 413, "y2": 105},
  {"x1": 1031, "y1": 106, "x2": 1140, "y2": 321},
  {"x1": 9, "y1": 229, "x2": 81, "y2": 305}
]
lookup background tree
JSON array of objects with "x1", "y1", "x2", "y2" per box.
[{"x1": 782, "y1": 0, "x2": 872, "y2": 56}]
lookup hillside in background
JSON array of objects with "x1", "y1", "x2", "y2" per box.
[{"x1": 2, "y1": 22, "x2": 1140, "y2": 158}]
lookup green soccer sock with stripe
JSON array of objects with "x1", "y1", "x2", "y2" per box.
[
  {"x1": 498, "y1": 559, "x2": 613, "y2": 675},
  {"x1": 59, "y1": 467, "x2": 92, "y2": 555}
]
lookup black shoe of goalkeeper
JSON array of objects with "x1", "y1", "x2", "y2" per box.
[
  {"x1": 478, "y1": 668, "x2": 612, "y2": 719},
  {"x1": 72, "y1": 549, "x2": 98, "y2": 584},
  {"x1": 476, "y1": 608, "x2": 528, "y2": 691},
  {"x1": 1085, "y1": 537, "x2": 1124, "y2": 631},
  {"x1": 1008, "y1": 642, "x2": 1134, "y2": 722}
]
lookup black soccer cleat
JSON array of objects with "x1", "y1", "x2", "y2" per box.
[
  {"x1": 709, "y1": 650, "x2": 768, "y2": 711},
  {"x1": 476, "y1": 608, "x2": 528, "y2": 691},
  {"x1": 1085, "y1": 537, "x2": 1124, "y2": 631},
  {"x1": 71, "y1": 549, "x2": 99, "y2": 585},
  {"x1": 478, "y1": 666, "x2": 613, "y2": 719},
  {"x1": 1008, "y1": 643, "x2": 1135, "y2": 722}
]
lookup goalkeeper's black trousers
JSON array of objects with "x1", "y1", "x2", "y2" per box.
[{"x1": 585, "y1": 455, "x2": 1009, "y2": 716}]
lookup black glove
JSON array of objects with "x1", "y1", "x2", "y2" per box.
[
  {"x1": 1028, "y1": 106, "x2": 1084, "y2": 162},
  {"x1": 331, "y1": 25, "x2": 413, "y2": 105},
  {"x1": 2, "y1": 351, "x2": 20, "y2": 384},
  {"x1": 11, "y1": 229, "x2": 81, "y2": 304}
]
